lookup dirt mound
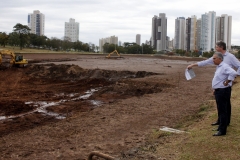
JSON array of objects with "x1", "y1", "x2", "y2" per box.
[
  {"x1": 26, "y1": 64, "x2": 161, "y2": 81},
  {"x1": 0, "y1": 63, "x2": 169, "y2": 137},
  {"x1": 93, "y1": 79, "x2": 174, "y2": 101}
]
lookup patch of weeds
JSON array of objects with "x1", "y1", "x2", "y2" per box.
[
  {"x1": 148, "y1": 129, "x2": 172, "y2": 141},
  {"x1": 198, "y1": 103, "x2": 212, "y2": 112},
  {"x1": 141, "y1": 144, "x2": 158, "y2": 152},
  {"x1": 180, "y1": 153, "x2": 192, "y2": 160},
  {"x1": 139, "y1": 129, "x2": 173, "y2": 153},
  {"x1": 175, "y1": 102, "x2": 214, "y2": 129}
]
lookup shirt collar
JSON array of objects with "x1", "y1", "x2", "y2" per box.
[
  {"x1": 222, "y1": 51, "x2": 228, "y2": 56},
  {"x1": 218, "y1": 61, "x2": 224, "y2": 68}
]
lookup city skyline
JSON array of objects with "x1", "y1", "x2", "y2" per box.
[{"x1": 1, "y1": 0, "x2": 240, "y2": 46}]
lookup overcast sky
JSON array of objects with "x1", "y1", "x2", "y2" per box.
[{"x1": 1, "y1": 0, "x2": 240, "y2": 46}]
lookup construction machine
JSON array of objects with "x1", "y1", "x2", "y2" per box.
[
  {"x1": 0, "y1": 49, "x2": 28, "y2": 67},
  {"x1": 105, "y1": 50, "x2": 122, "y2": 59}
]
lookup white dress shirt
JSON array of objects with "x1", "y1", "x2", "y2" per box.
[
  {"x1": 197, "y1": 51, "x2": 240, "y2": 75},
  {"x1": 212, "y1": 62, "x2": 237, "y2": 89}
]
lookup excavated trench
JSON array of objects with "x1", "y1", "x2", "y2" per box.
[{"x1": 0, "y1": 63, "x2": 174, "y2": 136}]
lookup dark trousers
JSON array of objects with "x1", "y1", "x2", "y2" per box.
[
  {"x1": 214, "y1": 87, "x2": 231, "y2": 134},
  {"x1": 216, "y1": 87, "x2": 231, "y2": 125}
]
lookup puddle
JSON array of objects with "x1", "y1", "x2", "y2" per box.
[
  {"x1": 0, "y1": 110, "x2": 36, "y2": 121},
  {"x1": 73, "y1": 89, "x2": 98, "y2": 100},
  {"x1": 0, "y1": 88, "x2": 101, "y2": 121}
]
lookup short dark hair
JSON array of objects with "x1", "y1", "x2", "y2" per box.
[
  {"x1": 216, "y1": 41, "x2": 226, "y2": 50},
  {"x1": 214, "y1": 52, "x2": 224, "y2": 60}
]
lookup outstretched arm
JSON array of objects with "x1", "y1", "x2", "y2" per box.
[
  {"x1": 187, "y1": 63, "x2": 198, "y2": 69},
  {"x1": 187, "y1": 57, "x2": 214, "y2": 69}
]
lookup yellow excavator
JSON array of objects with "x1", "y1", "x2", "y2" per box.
[
  {"x1": 0, "y1": 49, "x2": 28, "y2": 67},
  {"x1": 105, "y1": 50, "x2": 122, "y2": 59}
]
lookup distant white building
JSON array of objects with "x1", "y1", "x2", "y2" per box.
[
  {"x1": 28, "y1": 10, "x2": 45, "y2": 36},
  {"x1": 99, "y1": 35, "x2": 118, "y2": 52},
  {"x1": 136, "y1": 34, "x2": 141, "y2": 45},
  {"x1": 186, "y1": 15, "x2": 198, "y2": 51},
  {"x1": 64, "y1": 18, "x2": 79, "y2": 42},
  {"x1": 174, "y1": 17, "x2": 186, "y2": 50},
  {"x1": 196, "y1": 19, "x2": 202, "y2": 50},
  {"x1": 145, "y1": 40, "x2": 150, "y2": 45},
  {"x1": 215, "y1": 14, "x2": 232, "y2": 50},
  {"x1": 151, "y1": 13, "x2": 168, "y2": 52},
  {"x1": 200, "y1": 11, "x2": 216, "y2": 52},
  {"x1": 118, "y1": 41, "x2": 122, "y2": 46}
]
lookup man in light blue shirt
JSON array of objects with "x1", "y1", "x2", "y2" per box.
[
  {"x1": 187, "y1": 41, "x2": 240, "y2": 126},
  {"x1": 211, "y1": 52, "x2": 237, "y2": 136},
  {"x1": 188, "y1": 42, "x2": 240, "y2": 75}
]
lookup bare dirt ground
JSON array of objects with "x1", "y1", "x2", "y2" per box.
[{"x1": 0, "y1": 54, "x2": 216, "y2": 159}]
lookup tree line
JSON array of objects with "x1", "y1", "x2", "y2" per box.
[
  {"x1": 0, "y1": 23, "x2": 97, "y2": 52},
  {"x1": 0, "y1": 23, "x2": 156, "y2": 54}
]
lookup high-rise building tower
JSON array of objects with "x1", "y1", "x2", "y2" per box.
[
  {"x1": 151, "y1": 13, "x2": 168, "y2": 52},
  {"x1": 119, "y1": 41, "x2": 122, "y2": 46},
  {"x1": 174, "y1": 17, "x2": 186, "y2": 50},
  {"x1": 200, "y1": 11, "x2": 216, "y2": 52},
  {"x1": 196, "y1": 19, "x2": 202, "y2": 50},
  {"x1": 215, "y1": 14, "x2": 232, "y2": 50},
  {"x1": 136, "y1": 34, "x2": 141, "y2": 45},
  {"x1": 28, "y1": 10, "x2": 45, "y2": 36},
  {"x1": 185, "y1": 15, "x2": 198, "y2": 51},
  {"x1": 64, "y1": 18, "x2": 79, "y2": 42},
  {"x1": 99, "y1": 35, "x2": 118, "y2": 52}
]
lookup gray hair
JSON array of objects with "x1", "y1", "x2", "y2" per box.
[{"x1": 214, "y1": 52, "x2": 223, "y2": 60}]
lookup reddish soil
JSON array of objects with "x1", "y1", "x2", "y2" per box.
[{"x1": 0, "y1": 54, "x2": 215, "y2": 159}]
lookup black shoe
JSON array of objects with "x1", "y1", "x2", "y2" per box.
[
  {"x1": 211, "y1": 122, "x2": 220, "y2": 126},
  {"x1": 213, "y1": 131, "x2": 226, "y2": 136}
]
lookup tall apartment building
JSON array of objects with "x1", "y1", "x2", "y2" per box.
[
  {"x1": 215, "y1": 14, "x2": 232, "y2": 50},
  {"x1": 200, "y1": 11, "x2": 216, "y2": 52},
  {"x1": 28, "y1": 10, "x2": 45, "y2": 36},
  {"x1": 136, "y1": 34, "x2": 141, "y2": 45},
  {"x1": 151, "y1": 13, "x2": 168, "y2": 52},
  {"x1": 64, "y1": 18, "x2": 79, "y2": 42},
  {"x1": 99, "y1": 35, "x2": 118, "y2": 52},
  {"x1": 186, "y1": 15, "x2": 198, "y2": 51},
  {"x1": 196, "y1": 19, "x2": 202, "y2": 50},
  {"x1": 174, "y1": 17, "x2": 186, "y2": 50},
  {"x1": 118, "y1": 41, "x2": 122, "y2": 46},
  {"x1": 145, "y1": 40, "x2": 150, "y2": 45}
]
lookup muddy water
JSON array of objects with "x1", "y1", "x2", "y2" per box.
[{"x1": 0, "y1": 88, "x2": 100, "y2": 121}]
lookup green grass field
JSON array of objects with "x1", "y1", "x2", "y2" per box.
[{"x1": 151, "y1": 77, "x2": 240, "y2": 159}]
